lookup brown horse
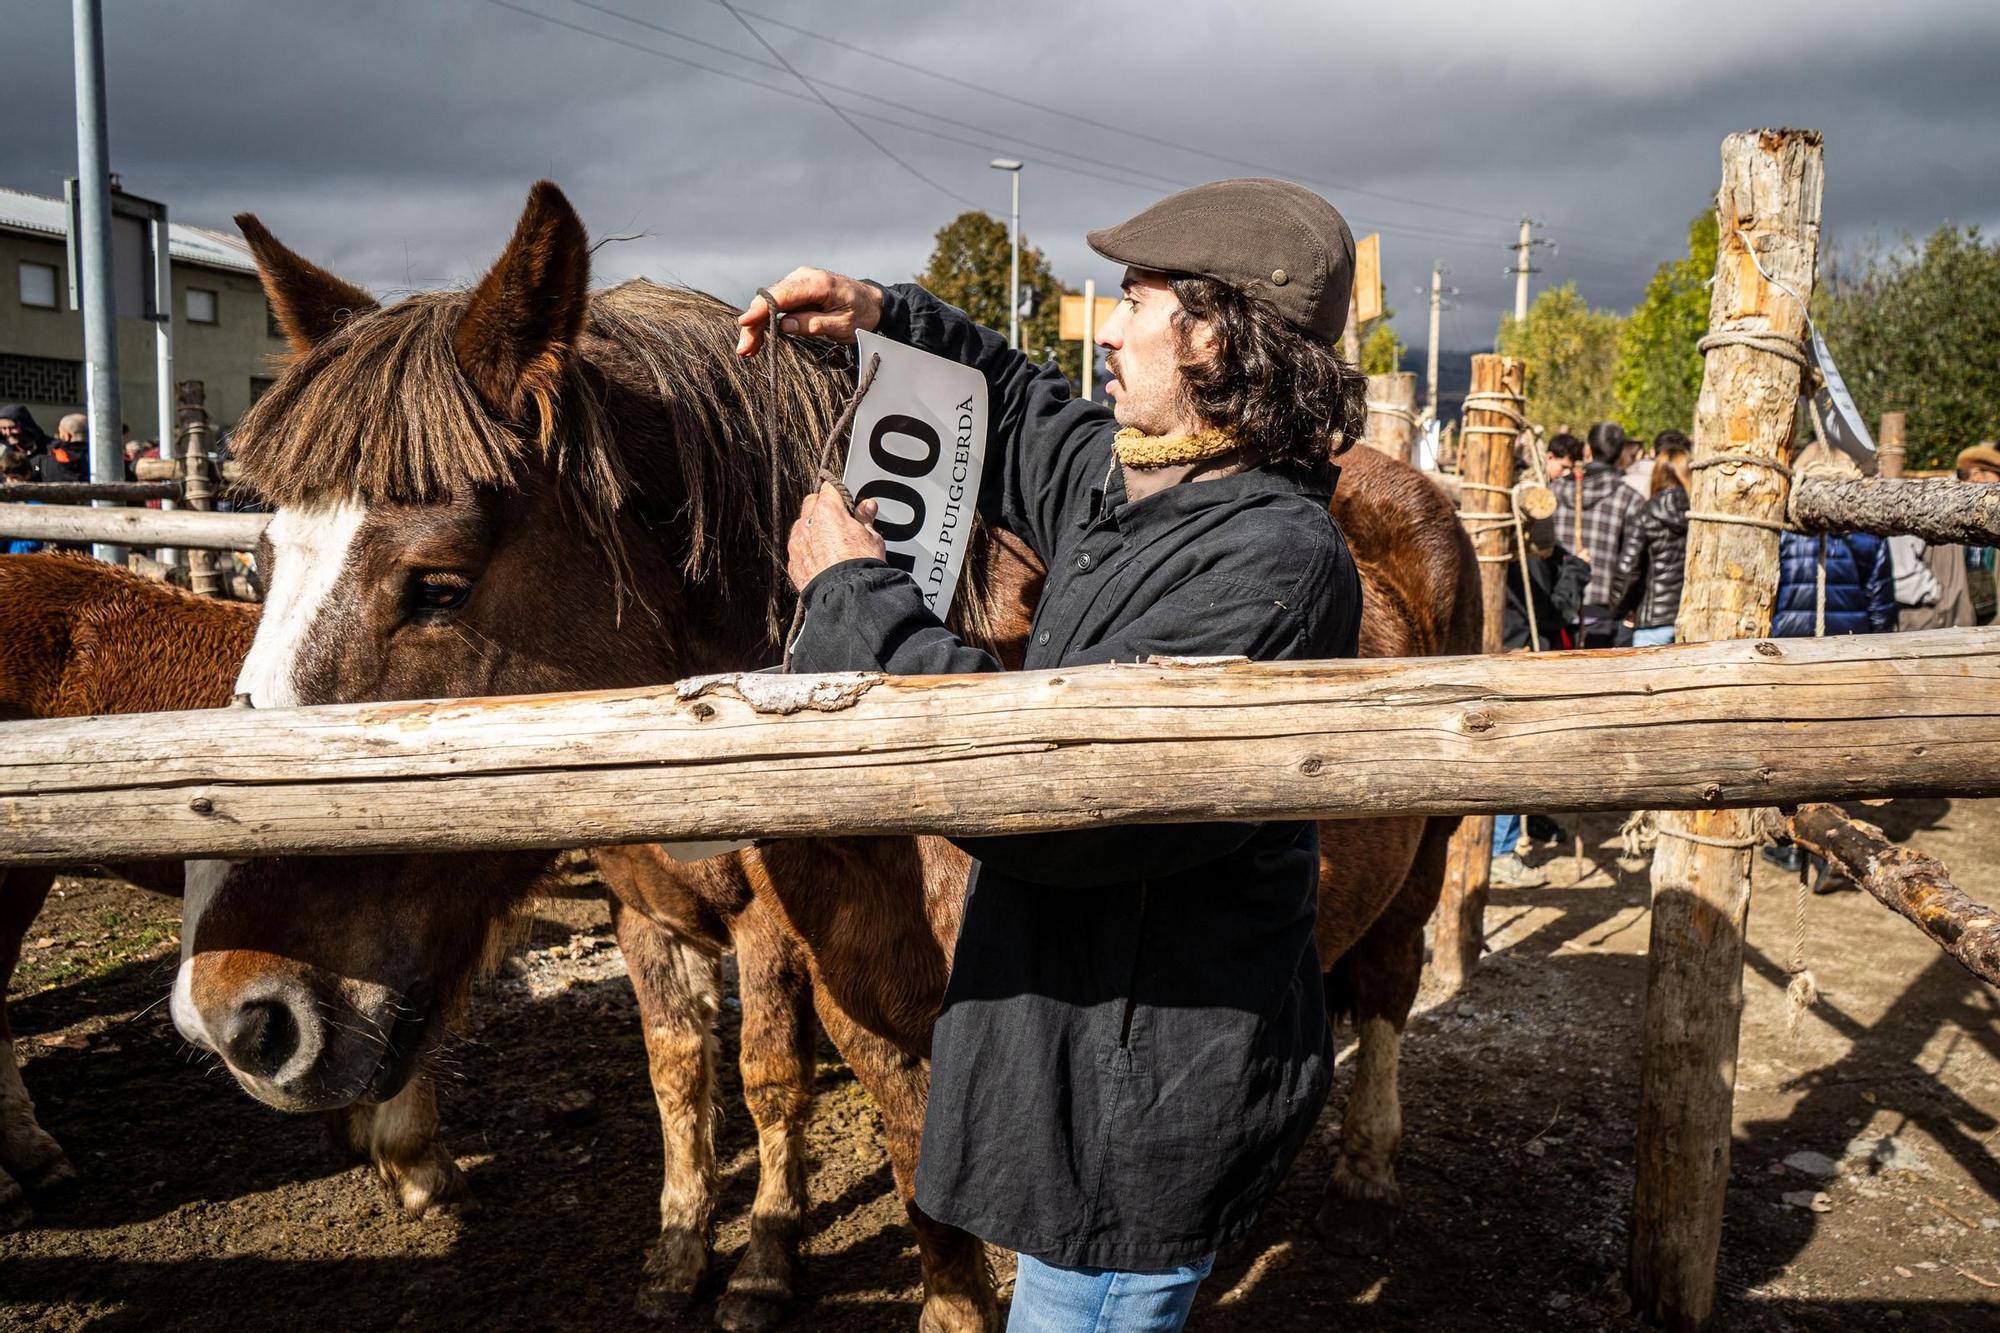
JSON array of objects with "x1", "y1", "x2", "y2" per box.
[
  {"x1": 0, "y1": 552, "x2": 476, "y2": 1231},
  {"x1": 172, "y1": 183, "x2": 1478, "y2": 1329}
]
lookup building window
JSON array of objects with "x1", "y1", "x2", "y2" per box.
[
  {"x1": 250, "y1": 376, "x2": 279, "y2": 403},
  {"x1": 187, "y1": 287, "x2": 219, "y2": 324},
  {"x1": 0, "y1": 353, "x2": 83, "y2": 404},
  {"x1": 19, "y1": 261, "x2": 59, "y2": 309}
]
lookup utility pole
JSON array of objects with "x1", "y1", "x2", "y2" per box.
[
  {"x1": 1425, "y1": 264, "x2": 1445, "y2": 420},
  {"x1": 990, "y1": 159, "x2": 1023, "y2": 349},
  {"x1": 1506, "y1": 217, "x2": 1553, "y2": 324},
  {"x1": 71, "y1": 0, "x2": 124, "y2": 565}
]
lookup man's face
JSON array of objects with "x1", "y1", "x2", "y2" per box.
[
  {"x1": 1098, "y1": 269, "x2": 1201, "y2": 436},
  {"x1": 1547, "y1": 455, "x2": 1572, "y2": 482},
  {"x1": 0, "y1": 420, "x2": 21, "y2": 448},
  {"x1": 1962, "y1": 464, "x2": 2000, "y2": 484}
]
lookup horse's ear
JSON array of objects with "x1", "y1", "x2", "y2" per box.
[
  {"x1": 234, "y1": 213, "x2": 379, "y2": 355},
  {"x1": 453, "y1": 180, "x2": 590, "y2": 423}
]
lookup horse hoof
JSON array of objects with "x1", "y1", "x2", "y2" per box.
[
  {"x1": 1315, "y1": 1192, "x2": 1401, "y2": 1257},
  {"x1": 635, "y1": 1230, "x2": 711, "y2": 1324},
  {"x1": 714, "y1": 1288, "x2": 789, "y2": 1332},
  {"x1": 0, "y1": 1172, "x2": 32, "y2": 1233},
  {"x1": 382, "y1": 1153, "x2": 468, "y2": 1217},
  {"x1": 917, "y1": 1296, "x2": 1001, "y2": 1333}
]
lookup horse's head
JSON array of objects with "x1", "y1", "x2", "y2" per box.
[{"x1": 173, "y1": 182, "x2": 841, "y2": 1110}]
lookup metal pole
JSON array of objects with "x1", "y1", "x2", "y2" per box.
[
  {"x1": 1081, "y1": 278, "x2": 1096, "y2": 400},
  {"x1": 72, "y1": 0, "x2": 125, "y2": 565},
  {"x1": 1008, "y1": 168, "x2": 1021, "y2": 351},
  {"x1": 149, "y1": 210, "x2": 180, "y2": 567}
]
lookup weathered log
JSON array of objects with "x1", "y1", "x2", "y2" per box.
[
  {"x1": 1781, "y1": 804, "x2": 2000, "y2": 988},
  {"x1": 1790, "y1": 476, "x2": 2000, "y2": 545},
  {"x1": 1433, "y1": 354, "x2": 1523, "y2": 991},
  {"x1": 2, "y1": 480, "x2": 181, "y2": 503},
  {"x1": 0, "y1": 628, "x2": 1992, "y2": 865},
  {"x1": 1631, "y1": 127, "x2": 1824, "y2": 1333},
  {"x1": 1363, "y1": 371, "x2": 1419, "y2": 465},
  {"x1": 0, "y1": 502, "x2": 267, "y2": 551}
]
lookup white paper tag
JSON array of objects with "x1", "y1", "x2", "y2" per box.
[
  {"x1": 660, "y1": 337, "x2": 988, "y2": 866},
  {"x1": 1808, "y1": 328, "x2": 1877, "y2": 469},
  {"x1": 846, "y1": 328, "x2": 989, "y2": 622}
]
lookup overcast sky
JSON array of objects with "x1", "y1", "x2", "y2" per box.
[{"x1": 7, "y1": 0, "x2": 1999, "y2": 360}]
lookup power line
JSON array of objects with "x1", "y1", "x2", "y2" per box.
[
  {"x1": 714, "y1": 4, "x2": 1676, "y2": 253},
  {"x1": 474, "y1": 0, "x2": 1174, "y2": 196},
  {"x1": 713, "y1": 0, "x2": 974, "y2": 207},
  {"x1": 564, "y1": 0, "x2": 1203, "y2": 195}
]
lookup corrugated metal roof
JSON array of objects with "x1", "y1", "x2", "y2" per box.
[{"x1": 0, "y1": 185, "x2": 257, "y2": 275}]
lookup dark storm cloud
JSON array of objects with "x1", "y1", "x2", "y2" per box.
[{"x1": 5, "y1": 0, "x2": 1997, "y2": 359}]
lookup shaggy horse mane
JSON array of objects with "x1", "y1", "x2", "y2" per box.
[{"x1": 231, "y1": 278, "x2": 850, "y2": 632}]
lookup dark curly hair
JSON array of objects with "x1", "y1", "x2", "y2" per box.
[{"x1": 1166, "y1": 274, "x2": 1367, "y2": 471}]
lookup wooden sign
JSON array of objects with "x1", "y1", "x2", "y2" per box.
[
  {"x1": 1059, "y1": 293, "x2": 1120, "y2": 342},
  {"x1": 1354, "y1": 233, "x2": 1382, "y2": 324}
]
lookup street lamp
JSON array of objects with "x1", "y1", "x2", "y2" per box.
[{"x1": 990, "y1": 159, "x2": 1022, "y2": 349}]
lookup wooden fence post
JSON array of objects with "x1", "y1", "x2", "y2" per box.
[
  {"x1": 177, "y1": 380, "x2": 221, "y2": 598},
  {"x1": 1363, "y1": 371, "x2": 1419, "y2": 465},
  {"x1": 1430, "y1": 353, "x2": 1523, "y2": 991},
  {"x1": 1628, "y1": 128, "x2": 1824, "y2": 1331},
  {"x1": 1877, "y1": 411, "x2": 1905, "y2": 478}
]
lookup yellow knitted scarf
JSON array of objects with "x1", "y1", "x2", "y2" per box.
[{"x1": 1111, "y1": 427, "x2": 1240, "y2": 469}]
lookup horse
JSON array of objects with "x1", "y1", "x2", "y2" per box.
[
  {"x1": 171, "y1": 182, "x2": 1479, "y2": 1330},
  {"x1": 0, "y1": 552, "x2": 468, "y2": 1230}
]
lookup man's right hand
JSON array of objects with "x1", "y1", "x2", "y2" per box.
[{"x1": 736, "y1": 267, "x2": 884, "y2": 358}]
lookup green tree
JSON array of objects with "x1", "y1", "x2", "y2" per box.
[
  {"x1": 1613, "y1": 211, "x2": 1718, "y2": 438},
  {"x1": 1495, "y1": 282, "x2": 1623, "y2": 432},
  {"x1": 917, "y1": 211, "x2": 1076, "y2": 378},
  {"x1": 1357, "y1": 310, "x2": 1404, "y2": 375},
  {"x1": 1817, "y1": 224, "x2": 2000, "y2": 469}
]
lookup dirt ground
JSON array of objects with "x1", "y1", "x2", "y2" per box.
[{"x1": 4, "y1": 801, "x2": 1998, "y2": 1331}]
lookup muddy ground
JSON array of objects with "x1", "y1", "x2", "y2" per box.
[{"x1": 4, "y1": 800, "x2": 1998, "y2": 1331}]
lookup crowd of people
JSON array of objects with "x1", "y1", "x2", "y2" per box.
[
  {"x1": 0, "y1": 403, "x2": 167, "y2": 554},
  {"x1": 1488, "y1": 419, "x2": 1998, "y2": 889}
]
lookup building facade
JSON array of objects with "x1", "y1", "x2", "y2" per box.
[{"x1": 1, "y1": 184, "x2": 287, "y2": 445}]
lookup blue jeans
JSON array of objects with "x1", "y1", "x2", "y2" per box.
[
  {"x1": 1492, "y1": 813, "x2": 1522, "y2": 860},
  {"x1": 1631, "y1": 624, "x2": 1676, "y2": 646},
  {"x1": 1009, "y1": 1252, "x2": 1215, "y2": 1332}
]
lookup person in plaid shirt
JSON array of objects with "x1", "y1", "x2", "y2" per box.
[{"x1": 1554, "y1": 421, "x2": 1644, "y2": 647}]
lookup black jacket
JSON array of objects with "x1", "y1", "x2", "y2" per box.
[
  {"x1": 790, "y1": 284, "x2": 1362, "y2": 1268},
  {"x1": 1610, "y1": 487, "x2": 1690, "y2": 630},
  {"x1": 1504, "y1": 541, "x2": 1590, "y2": 650}
]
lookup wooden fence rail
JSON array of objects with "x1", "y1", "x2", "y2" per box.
[
  {"x1": 0, "y1": 502, "x2": 267, "y2": 551},
  {"x1": 0, "y1": 628, "x2": 1994, "y2": 865}
]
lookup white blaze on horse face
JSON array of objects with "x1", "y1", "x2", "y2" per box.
[
  {"x1": 171, "y1": 858, "x2": 233, "y2": 1051},
  {"x1": 235, "y1": 500, "x2": 369, "y2": 708}
]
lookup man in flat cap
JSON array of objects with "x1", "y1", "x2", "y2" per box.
[{"x1": 739, "y1": 178, "x2": 1363, "y2": 1331}]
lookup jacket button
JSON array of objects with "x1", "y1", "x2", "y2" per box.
[
  {"x1": 1271, "y1": 268, "x2": 1288, "y2": 285},
  {"x1": 1076, "y1": 552, "x2": 1093, "y2": 571},
  {"x1": 1037, "y1": 630, "x2": 1051, "y2": 645}
]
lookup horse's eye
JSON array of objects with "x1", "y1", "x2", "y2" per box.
[{"x1": 411, "y1": 572, "x2": 473, "y2": 616}]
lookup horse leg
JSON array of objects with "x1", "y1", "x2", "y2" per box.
[
  {"x1": 1317, "y1": 817, "x2": 1453, "y2": 1256},
  {"x1": 812, "y1": 996, "x2": 998, "y2": 1333},
  {"x1": 0, "y1": 867, "x2": 74, "y2": 1232},
  {"x1": 326, "y1": 1073, "x2": 465, "y2": 1214},
  {"x1": 714, "y1": 900, "x2": 817, "y2": 1333},
  {"x1": 615, "y1": 897, "x2": 724, "y2": 1321}
]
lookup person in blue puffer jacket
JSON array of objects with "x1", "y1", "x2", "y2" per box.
[{"x1": 1770, "y1": 529, "x2": 1897, "y2": 638}]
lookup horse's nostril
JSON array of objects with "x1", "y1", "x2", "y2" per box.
[{"x1": 220, "y1": 998, "x2": 300, "y2": 1080}]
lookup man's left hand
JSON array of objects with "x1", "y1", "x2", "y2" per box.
[{"x1": 788, "y1": 481, "x2": 884, "y2": 592}]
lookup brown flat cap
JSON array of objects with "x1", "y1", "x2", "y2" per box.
[{"x1": 1087, "y1": 178, "x2": 1355, "y2": 345}]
